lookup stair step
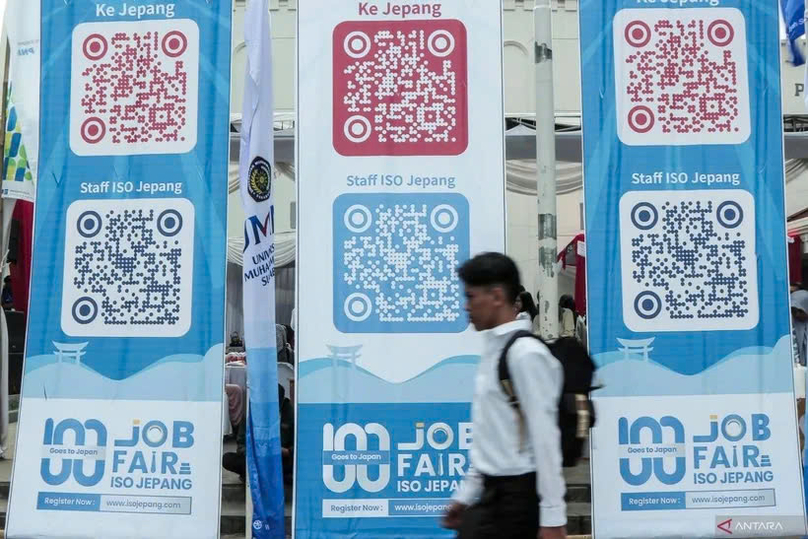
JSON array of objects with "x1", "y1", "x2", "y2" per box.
[
  {"x1": 220, "y1": 504, "x2": 291, "y2": 536},
  {"x1": 567, "y1": 502, "x2": 592, "y2": 535},
  {"x1": 221, "y1": 500, "x2": 247, "y2": 535},
  {"x1": 565, "y1": 483, "x2": 590, "y2": 503},
  {"x1": 223, "y1": 482, "x2": 246, "y2": 504},
  {"x1": 0, "y1": 498, "x2": 8, "y2": 530}
]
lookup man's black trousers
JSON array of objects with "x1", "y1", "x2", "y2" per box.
[{"x1": 458, "y1": 472, "x2": 539, "y2": 539}]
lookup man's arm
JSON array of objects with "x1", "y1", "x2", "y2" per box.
[
  {"x1": 443, "y1": 464, "x2": 483, "y2": 530},
  {"x1": 451, "y1": 463, "x2": 483, "y2": 507},
  {"x1": 510, "y1": 343, "x2": 567, "y2": 527}
]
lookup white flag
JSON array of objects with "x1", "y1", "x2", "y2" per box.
[{"x1": 238, "y1": 0, "x2": 285, "y2": 536}]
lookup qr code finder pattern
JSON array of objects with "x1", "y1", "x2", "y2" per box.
[
  {"x1": 343, "y1": 204, "x2": 462, "y2": 324},
  {"x1": 71, "y1": 208, "x2": 184, "y2": 326},
  {"x1": 79, "y1": 30, "x2": 189, "y2": 144},
  {"x1": 333, "y1": 20, "x2": 468, "y2": 155},
  {"x1": 630, "y1": 200, "x2": 749, "y2": 320}
]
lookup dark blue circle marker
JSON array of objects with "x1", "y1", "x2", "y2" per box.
[
  {"x1": 77, "y1": 211, "x2": 102, "y2": 238},
  {"x1": 72, "y1": 297, "x2": 98, "y2": 324},
  {"x1": 716, "y1": 201, "x2": 743, "y2": 229},
  {"x1": 157, "y1": 209, "x2": 183, "y2": 237},
  {"x1": 630, "y1": 202, "x2": 658, "y2": 230},
  {"x1": 634, "y1": 291, "x2": 662, "y2": 319}
]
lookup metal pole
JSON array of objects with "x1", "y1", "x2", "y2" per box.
[{"x1": 534, "y1": 0, "x2": 558, "y2": 339}]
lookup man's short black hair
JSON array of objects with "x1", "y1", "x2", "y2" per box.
[{"x1": 457, "y1": 252, "x2": 521, "y2": 303}]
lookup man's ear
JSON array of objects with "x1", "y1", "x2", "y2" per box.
[{"x1": 490, "y1": 285, "x2": 508, "y2": 308}]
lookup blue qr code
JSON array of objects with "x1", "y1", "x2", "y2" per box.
[
  {"x1": 619, "y1": 189, "x2": 758, "y2": 332},
  {"x1": 62, "y1": 198, "x2": 194, "y2": 338},
  {"x1": 333, "y1": 193, "x2": 470, "y2": 333}
]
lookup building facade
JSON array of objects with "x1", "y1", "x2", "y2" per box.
[{"x1": 225, "y1": 1, "x2": 808, "y2": 311}]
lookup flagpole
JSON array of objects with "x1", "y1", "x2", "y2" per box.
[{"x1": 534, "y1": 0, "x2": 558, "y2": 339}]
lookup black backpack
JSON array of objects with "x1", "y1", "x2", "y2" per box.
[{"x1": 497, "y1": 330, "x2": 596, "y2": 468}]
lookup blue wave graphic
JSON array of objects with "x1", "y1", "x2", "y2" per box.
[
  {"x1": 298, "y1": 355, "x2": 480, "y2": 404},
  {"x1": 25, "y1": 349, "x2": 207, "y2": 376},
  {"x1": 593, "y1": 336, "x2": 794, "y2": 397},
  {"x1": 21, "y1": 344, "x2": 223, "y2": 402}
]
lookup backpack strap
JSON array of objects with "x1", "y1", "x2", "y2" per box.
[
  {"x1": 498, "y1": 330, "x2": 540, "y2": 409},
  {"x1": 497, "y1": 330, "x2": 543, "y2": 451}
]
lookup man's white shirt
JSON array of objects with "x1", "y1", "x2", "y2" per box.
[{"x1": 452, "y1": 319, "x2": 567, "y2": 526}]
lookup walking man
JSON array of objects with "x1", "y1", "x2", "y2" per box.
[{"x1": 443, "y1": 252, "x2": 566, "y2": 539}]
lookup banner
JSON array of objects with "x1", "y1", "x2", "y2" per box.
[
  {"x1": 239, "y1": 0, "x2": 284, "y2": 537},
  {"x1": 580, "y1": 2, "x2": 807, "y2": 537},
  {"x1": 1, "y1": 0, "x2": 40, "y2": 202},
  {"x1": 6, "y1": 1, "x2": 232, "y2": 537},
  {"x1": 295, "y1": 1, "x2": 505, "y2": 537}
]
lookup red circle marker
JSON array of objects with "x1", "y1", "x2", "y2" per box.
[
  {"x1": 350, "y1": 120, "x2": 366, "y2": 136},
  {"x1": 82, "y1": 34, "x2": 108, "y2": 60},
  {"x1": 628, "y1": 106, "x2": 655, "y2": 134},
  {"x1": 161, "y1": 31, "x2": 188, "y2": 58},
  {"x1": 344, "y1": 32, "x2": 372, "y2": 58},
  {"x1": 708, "y1": 20, "x2": 734, "y2": 47},
  {"x1": 625, "y1": 21, "x2": 651, "y2": 48},
  {"x1": 81, "y1": 117, "x2": 106, "y2": 144},
  {"x1": 344, "y1": 115, "x2": 372, "y2": 143},
  {"x1": 432, "y1": 37, "x2": 449, "y2": 52}
]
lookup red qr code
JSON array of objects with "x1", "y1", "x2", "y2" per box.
[
  {"x1": 70, "y1": 19, "x2": 199, "y2": 156},
  {"x1": 333, "y1": 20, "x2": 468, "y2": 156},
  {"x1": 613, "y1": 8, "x2": 750, "y2": 146}
]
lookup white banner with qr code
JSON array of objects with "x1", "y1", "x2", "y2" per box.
[
  {"x1": 8, "y1": 2, "x2": 233, "y2": 538},
  {"x1": 581, "y1": 0, "x2": 807, "y2": 536},
  {"x1": 295, "y1": 1, "x2": 506, "y2": 537}
]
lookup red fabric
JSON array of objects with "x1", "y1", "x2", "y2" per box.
[
  {"x1": 10, "y1": 200, "x2": 33, "y2": 313},
  {"x1": 789, "y1": 234, "x2": 803, "y2": 286},
  {"x1": 557, "y1": 233, "x2": 586, "y2": 316},
  {"x1": 575, "y1": 251, "x2": 587, "y2": 316}
]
